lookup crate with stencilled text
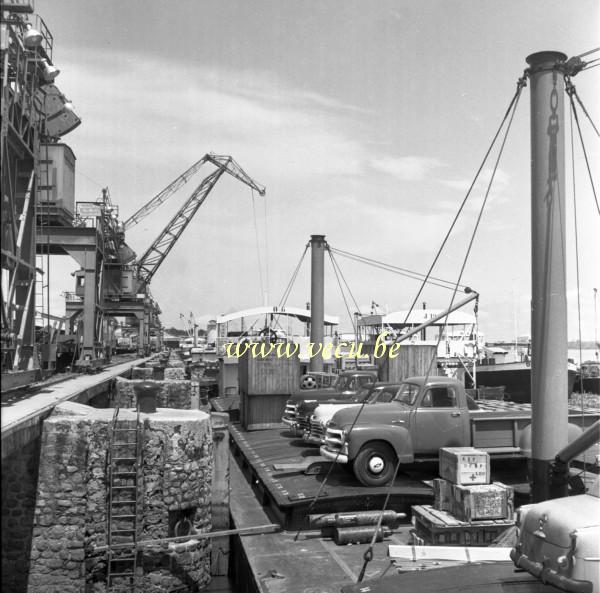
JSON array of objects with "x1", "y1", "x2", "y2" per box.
[
  {"x1": 433, "y1": 478, "x2": 513, "y2": 522},
  {"x1": 411, "y1": 505, "x2": 514, "y2": 546},
  {"x1": 439, "y1": 447, "x2": 490, "y2": 485}
]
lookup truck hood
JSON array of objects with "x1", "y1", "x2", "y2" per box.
[
  {"x1": 314, "y1": 403, "x2": 362, "y2": 423},
  {"x1": 329, "y1": 402, "x2": 410, "y2": 428},
  {"x1": 288, "y1": 390, "x2": 357, "y2": 404}
]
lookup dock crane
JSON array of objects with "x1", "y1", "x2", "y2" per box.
[
  {"x1": 96, "y1": 153, "x2": 265, "y2": 357},
  {"x1": 119, "y1": 153, "x2": 266, "y2": 293}
]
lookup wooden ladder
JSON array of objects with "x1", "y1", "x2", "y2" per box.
[{"x1": 106, "y1": 406, "x2": 142, "y2": 591}]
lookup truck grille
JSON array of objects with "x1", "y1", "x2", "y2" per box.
[
  {"x1": 324, "y1": 426, "x2": 345, "y2": 451},
  {"x1": 309, "y1": 418, "x2": 326, "y2": 442},
  {"x1": 296, "y1": 415, "x2": 310, "y2": 432},
  {"x1": 284, "y1": 403, "x2": 298, "y2": 420}
]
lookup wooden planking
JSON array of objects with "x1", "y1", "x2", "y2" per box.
[
  {"x1": 378, "y1": 344, "x2": 438, "y2": 383},
  {"x1": 341, "y1": 561, "x2": 561, "y2": 593},
  {"x1": 238, "y1": 350, "x2": 300, "y2": 395},
  {"x1": 239, "y1": 392, "x2": 289, "y2": 430},
  {"x1": 229, "y1": 424, "x2": 434, "y2": 530},
  {"x1": 388, "y1": 544, "x2": 512, "y2": 563}
]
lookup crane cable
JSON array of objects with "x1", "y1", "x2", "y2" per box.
[
  {"x1": 358, "y1": 75, "x2": 526, "y2": 583},
  {"x1": 329, "y1": 247, "x2": 469, "y2": 292},
  {"x1": 250, "y1": 189, "x2": 265, "y2": 300},
  {"x1": 565, "y1": 79, "x2": 600, "y2": 216}
]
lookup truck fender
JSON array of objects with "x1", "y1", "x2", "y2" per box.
[
  {"x1": 346, "y1": 425, "x2": 414, "y2": 463},
  {"x1": 518, "y1": 423, "x2": 583, "y2": 457}
]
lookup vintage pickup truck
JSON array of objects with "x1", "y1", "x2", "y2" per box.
[
  {"x1": 320, "y1": 376, "x2": 600, "y2": 487},
  {"x1": 304, "y1": 382, "x2": 404, "y2": 444},
  {"x1": 282, "y1": 369, "x2": 377, "y2": 432}
]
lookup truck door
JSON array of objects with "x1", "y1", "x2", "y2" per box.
[{"x1": 412, "y1": 386, "x2": 469, "y2": 453}]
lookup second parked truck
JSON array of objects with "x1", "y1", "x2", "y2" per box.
[{"x1": 320, "y1": 376, "x2": 599, "y2": 487}]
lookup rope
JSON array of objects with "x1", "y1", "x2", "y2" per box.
[
  {"x1": 328, "y1": 250, "x2": 363, "y2": 317},
  {"x1": 569, "y1": 100, "x2": 587, "y2": 480},
  {"x1": 565, "y1": 81, "x2": 600, "y2": 216},
  {"x1": 277, "y1": 244, "x2": 309, "y2": 310},
  {"x1": 569, "y1": 82, "x2": 600, "y2": 138},
  {"x1": 357, "y1": 76, "x2": 525, "y2": 582},
  {"x1": 329, "y1": 247, "x2": 468, "y2": 292},
  {"x1": 395, "y1": 74, "x2": 528, "y2": 334},
  {"x1": 328, "y1": 249, "x2": 357, "y2": 334}
]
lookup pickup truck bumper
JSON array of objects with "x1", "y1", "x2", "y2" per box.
[
  {"x1": 281, "y1": 415, "x2": 297, "y2": 428},
  {"x1": 510, "y1": 548, "x2": 593, "y2": 593},
  {"x1": 303, "y1": 431, "x2": 323, "y2": 445},
  {"x1": 319, "y1": 445, "x2": 349, "y2": 464}
]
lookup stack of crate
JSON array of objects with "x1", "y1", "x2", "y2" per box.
[{"x1": 412, "y1": 447, "x2": 515, "y2": 545}]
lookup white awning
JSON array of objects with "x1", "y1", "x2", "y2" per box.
[{"x1": 216, "y1": 305, "x2": 339, "y2": 326}]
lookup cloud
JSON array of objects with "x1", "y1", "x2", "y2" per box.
[
  {"x1": 369, "y1": 156, "x2": 445, "y2": 181},
  {"x1": 440, "y1": 166, "x2": 511, "y2": 204}
]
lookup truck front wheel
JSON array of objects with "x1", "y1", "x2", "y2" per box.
[{"x1": 354, "y1": 443, "x2": 397, "y2": 487}]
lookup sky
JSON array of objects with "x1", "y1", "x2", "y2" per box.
[{"x1": 36, "y1": 0, "x2": 599, "y2": 341}]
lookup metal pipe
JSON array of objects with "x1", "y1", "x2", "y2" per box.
[
  {"x1": 556, "y1": 420, "x2": 600, "y2": 465},
  {"x1": 393, "y1": 291, "x2": 479, "y2": 345},
  {"x1": 526, "y1": 51, "x2": 569, "y2": 502},
  {"x1": 310, "y1": 234, "x2": 326, "y2": 372}
]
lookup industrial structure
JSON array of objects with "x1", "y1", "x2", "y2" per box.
[{"x1": 1, "y1": 2, "x2": 265, "y2": 386}]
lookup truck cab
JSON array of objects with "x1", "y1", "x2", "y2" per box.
[{"x1": 282, "y1": 370, "x2": 377, "y2": 431}]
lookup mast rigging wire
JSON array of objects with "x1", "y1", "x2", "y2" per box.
[
  {"x1": 328, "y1": 250, "x2": 363, "y2": 316},
  {"x1": 357, "y1": 76, "x2": 525, "y2": 582},
  {"x1": 569, "y1": 99, "x2": 588, "y2": 480},
  {"x1": 394, "y1": 75, "x2": 528, "y2": 334},
  {"x1": 565, "y1": 81, "x2": 600, "y2": 216},
  {"x1": 329, "y1": 247, "x2": 469, "y2": 292},
  {"x1": 327, "y1": 249, "x2": 358, "y2": 334}
]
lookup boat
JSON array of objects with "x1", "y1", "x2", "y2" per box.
[
  {"x1": 576, "y1": 360, "x2": 600, "y2": 395},
  {"x1": 471, "y1": 360, "x2": 578, "y2": 404}
]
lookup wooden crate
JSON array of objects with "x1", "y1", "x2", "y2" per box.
[
  {"x1": 432, "y1": 478, "x2": 453, "y2": 513},
  {"x1": 411, "y1": 505, "x2": 514, "y2": 546},
  {"x1": 439, "y1": 447, "x2": 490, "y2": 485},
  {"x1": 433, "y1": 479, "x2": 513, "y2": 522},
  {"x1": 378, "y1": 344, "x2": 437, "y2": 382},
  {"x1": 451, "y1": 482, "x2": 513, "y2": 522},
  {"x1": 238, "y1": 349, "x2": 300, "y2": 395}
]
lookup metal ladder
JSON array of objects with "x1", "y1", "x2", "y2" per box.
[{"x1": 107, "y1": 406, "x2": 142, "y2": 591}]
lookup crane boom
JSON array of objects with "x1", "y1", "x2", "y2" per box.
[
  {"x1": 135, "y1": 155, "x2": 265, "y2": 290},
  {"x1": 122, "y1": 153, "x2": 265, "y2": 231},
  {"x1": 122, "y1": 156, "x2": 211, "y2": 230}
]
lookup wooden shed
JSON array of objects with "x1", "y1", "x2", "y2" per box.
[
  {"x1": 378, "y1": 344, "x2": 438, "y2": 382},
  {"x1": 238, "y1": 349, "x2": 300, "y2": 430}
]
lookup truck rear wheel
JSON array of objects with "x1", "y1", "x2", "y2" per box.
[{"x1": 354, "y1": 443, "x2": 396, "y2": 487}]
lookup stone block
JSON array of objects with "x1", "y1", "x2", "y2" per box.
[
  {"x1": 132, "y1": 366, "x2": 154, "y2": 380},
  {"x1": 165, "y1": 367, "x2": 186, "y2": 380}
]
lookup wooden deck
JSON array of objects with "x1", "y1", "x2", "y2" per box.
[{"x1": 229, "y1": 423, "x2": 434, "y2": 530}]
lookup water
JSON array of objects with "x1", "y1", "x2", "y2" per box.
[{"x1": 568, "y1": 348, "x2": 599, "y2": 365}]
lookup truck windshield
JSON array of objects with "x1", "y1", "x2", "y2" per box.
[{"x1": 393, "y1": 383, "x2": 420, "y2": 405}]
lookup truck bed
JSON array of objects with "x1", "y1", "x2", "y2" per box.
[{"x1": 469, "y1": 401, "x2": 600, "y2": 452}]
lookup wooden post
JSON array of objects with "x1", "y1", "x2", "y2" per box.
[{"x1": 210, "y1": 412, "x2": 230, "y2": 575}]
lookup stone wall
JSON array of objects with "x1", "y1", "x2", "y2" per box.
[
  {"x1": 27, "y1": 402, "x2": 214, "y2": 593},
  {"x1": 114, "y1": 378, "x2": 191, "y2": 409},
  {"x1": 1, "y1": 438, "x2": 41, "y2": 593}
]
